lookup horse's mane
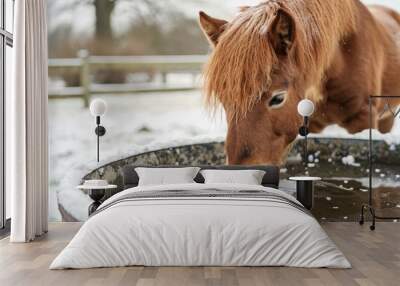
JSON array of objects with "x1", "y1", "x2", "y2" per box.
[{"x1": 203, "y1": 0, "x2": 358, "y2": 119}]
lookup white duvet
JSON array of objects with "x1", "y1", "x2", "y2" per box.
[{"x1": 50, "y1": 183, "x2": 351, "y2": 269}]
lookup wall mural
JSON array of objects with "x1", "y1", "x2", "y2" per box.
[{"x1": 48, "y1": 0, "x2": 400, "y2": 223}]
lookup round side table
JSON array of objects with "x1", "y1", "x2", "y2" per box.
[
  {"x1": 77, "y1": 185, "x2": 117, "y2": 215},
  {"x1": 289, "y1": 177, "x2": 321, "y2": 210}
]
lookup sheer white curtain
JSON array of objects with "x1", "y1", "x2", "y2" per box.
[{"x1": 9, "y1": 0, "x2": 48, "y2": 242}]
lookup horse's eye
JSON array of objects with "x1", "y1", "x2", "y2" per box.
[{"x1": 268, "y1": 91, "x2": 287, "y2": 108}]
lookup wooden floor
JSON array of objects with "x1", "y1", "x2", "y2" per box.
[{"x1": 0, "y1": 222, "x2": 399, "y2": 286}]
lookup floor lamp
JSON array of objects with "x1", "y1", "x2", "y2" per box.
[{"x1": 359, "y1": 95, "x2": 400, "y2": 230}]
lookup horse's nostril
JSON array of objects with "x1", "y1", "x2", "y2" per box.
[
  {"x1": 227, "y1": 144, "x2": 253, "y2": 165},
  {"x1": 238, "y1": 145, "x2": 252, "y2": 162}
]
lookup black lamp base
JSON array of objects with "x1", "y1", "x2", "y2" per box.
[
  {"x1": 88, "y1": 189, "x2": 105, "y2": 216},
  {"x1": 296, "y1": 181, "x2": 314, "y2": 210}
]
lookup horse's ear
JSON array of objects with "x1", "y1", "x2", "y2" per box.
[
  {"x1": 269, "y1": 9, "x2": 296, "y2": 56},
  {"x1": 199, "y1": 11, "x2": 228, "y2": 46}
]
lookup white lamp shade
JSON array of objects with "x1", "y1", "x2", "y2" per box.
[
  {"x1": 90, "y1": 99, "x2": 107, "y2": 117},
  {"x1": 297, "y1": 99, "x2": 315, "y2": 117}
]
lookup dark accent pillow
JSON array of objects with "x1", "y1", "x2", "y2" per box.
[{"x1": 122, "y1": 165, "x2": 280, "y2": 189}]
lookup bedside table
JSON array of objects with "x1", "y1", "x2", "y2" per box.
[
  {"x1": 77, "y1": 184, "x2": 117, "y2": 215},
  {"x1": 289, "y1": 177, "x2": 321, "y2": 210}
]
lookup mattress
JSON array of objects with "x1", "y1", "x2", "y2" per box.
[{"x1": 50, "y1": 183, "x2": 351, "y2": 269}]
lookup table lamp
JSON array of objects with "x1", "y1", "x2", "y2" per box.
[
  {"x1": 90, "y1": 99, "x2": 107, "y2": 162},
  {"x1": 297, "y1": 99, "x2": 315, "y2": 164}
]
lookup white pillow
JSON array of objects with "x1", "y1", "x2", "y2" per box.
[
  {"x1": 135, "y1": 167, "x2": 200, "y2": 186},
  {"x1": 200, "y1": 169, "x2": 266, "y2": 185}
]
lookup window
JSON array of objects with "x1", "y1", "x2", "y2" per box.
[{"x1": 0, "y1": 0, "x2": 14, "y2": 233}]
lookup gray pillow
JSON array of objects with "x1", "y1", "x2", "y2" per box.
[
  {"x1": 135, "y1": 167, "x2": 201, "y2": 186},
  {"x1": 200, "y1": 169, "x2": 266, "y2": 185}
]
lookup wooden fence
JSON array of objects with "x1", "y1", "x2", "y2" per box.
[{"x1": 48, "y1": 50, "x2": 208, "y2": 107}]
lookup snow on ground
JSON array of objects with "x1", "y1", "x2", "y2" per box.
[
  {"x1": 49, "y1": 90, "x2": 226, "y2": 221},
  {"x1": 342, "y1": 155, "x2": 361, "y2": 167},
  {"x1": 313, "y1": 120, "x2": 400, "y2": 145},
  {"x1": 329, "y1": 177, "x2": 400, "y2": 189},
  {"x1": 49, "y1": 90, "x2": 400, "y2": 221}
]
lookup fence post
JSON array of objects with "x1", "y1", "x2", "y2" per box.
[
  {"x1": 78, "y1": 49, "x2": 90, "y2": 107},
  {"x1": 161, "y1": 72, "x2": 168, "y2": 85}
]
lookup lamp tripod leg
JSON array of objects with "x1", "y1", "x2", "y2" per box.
[{"x1": 359, "y1": 205, "x2": 365, "y2": 225}]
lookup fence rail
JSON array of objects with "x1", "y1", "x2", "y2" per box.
[{"x1": 48, "y1": 50, "x2": 208, "y2": 107}]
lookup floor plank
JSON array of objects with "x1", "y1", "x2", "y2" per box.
[{"x1": 0, "y1": 222, "x2": 399, "y2": 286}]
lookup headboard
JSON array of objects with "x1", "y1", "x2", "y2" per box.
[{"x1": 122, "y1": 165, "x2": 280, "y2": 189}]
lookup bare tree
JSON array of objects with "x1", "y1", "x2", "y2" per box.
[
  {"x1": 48, "y1": 0, "x2": 211, "y2": 56},
  {"x1": 49, "y1": 0, "x2": 116, "y2": 42},
  {"x1": 94, "y1": 0, "x2": 116, "y2": 41}
]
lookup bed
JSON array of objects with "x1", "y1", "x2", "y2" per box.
[{"x1": 50, "y1": 165, "x2": 350, "y2": 269}]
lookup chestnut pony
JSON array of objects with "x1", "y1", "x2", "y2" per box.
[{"x1": 199, "y1": 0, "x2": 400, "y2": 165}]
